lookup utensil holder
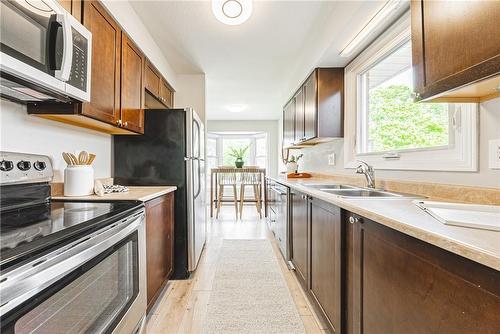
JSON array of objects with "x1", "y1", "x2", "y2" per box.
[{"x1": 64, "y1": 165, "x2": 94, "y2": 196}]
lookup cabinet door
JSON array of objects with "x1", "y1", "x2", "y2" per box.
[
  {"x1": 145, "y1": 193, "x2": 174, "y2": 311},
  {"x1": 290, "y1": 190, "x2": 308, "y2": 287},
  {"x1": 283, "y1": 100, "x2": 295, "y2": 148},
  {"x1": 411, "y1": 0, "x2": 500, "y2": 100},
  {"x1": 82, "y1": 1, "x2": 121, "y2": 126},
  {"x1": 294, "y1": 88, "x2": 304, "y2": 143},
  {"x1": 121, "y1": 33, "x2": 145, "y2": 134},
  {"x1": 345, "y1": 213, "x2": 500, "y2": 334},
  {"x1": 310, "y1": 199, "x2": 341, "y2": 333},
  {"x1": 303, "y1": 71, "x2": 317, "y2": 141},
  {"x1": 159, "y1": 79, "x2": 173, "y2": 108},
  {"x1": 144, "y1": 60, "x2": 160, "y2": 97}
]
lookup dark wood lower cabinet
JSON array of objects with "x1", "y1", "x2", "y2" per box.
[
  {"x1": 309, "y1": 198, "x2": 342, "y2": 333},
  {"x1": 145, "y1": 193, "x2": 174, "y2": 311},
  {"x1": 345, "y1": 212, "x2": 500, "y2": 334},
  {"x1": 290, "y1": 189, "x2": 309, "y2": 288}
]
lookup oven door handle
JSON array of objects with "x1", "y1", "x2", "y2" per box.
[
  {"x1": 54, "y1": 13, "x2": 73, "y2": 82},
  {"x1": 0, "y1": 211, "x2": 144, "y2": 315}
]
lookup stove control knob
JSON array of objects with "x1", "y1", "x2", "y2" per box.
[
  {"x1": 0, "y1": 160, "x2": 14, "y2": 171},
  {"x1": 17, "y1": 160, "x2": 31, "y2": 171},
  {"x1": 34, "y1": 161, "x2": 46, "y2": 171}
]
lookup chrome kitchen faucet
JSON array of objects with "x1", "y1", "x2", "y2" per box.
[{"x1": 356, "y1": 160, "x2": 375, "y2": 188}]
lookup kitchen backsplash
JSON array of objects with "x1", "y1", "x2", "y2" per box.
[
  {"x1": 292, "y1": 98, "x2": 500, "y2": 189},
  {"x1": 0, "y1": 99, "x2": 112, "y2": 182}
]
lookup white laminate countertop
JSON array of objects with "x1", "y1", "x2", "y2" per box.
[
  {"x1": 268, "y1": 175, "x2": 500, "y2": 272},
  {"x1": 52, "y1": 186, "x2": 177, "y2": 202}
]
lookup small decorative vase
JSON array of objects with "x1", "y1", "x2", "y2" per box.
[
  {"x1": 235, "y1": 158, "x2": 244, "y2": 168},
  {"x1": 287, "y1": 162, "x2": 298, "y2": 173}
]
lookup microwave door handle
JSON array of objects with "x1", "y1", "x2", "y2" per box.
[{"x1": 54, "y1": 13, "x2": 73, "y2": 82}]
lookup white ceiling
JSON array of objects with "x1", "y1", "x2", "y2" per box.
[{"x1": 130, "y1": 1, "x2": 406, "y2": 120}]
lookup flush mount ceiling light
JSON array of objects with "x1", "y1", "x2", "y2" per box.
[
  {"x1": 227, "y1": 104, "x2": 246, "y2": 113},
  {"x1": 212, "y1": 0, "x2": 252, "y2": 26},
  {"x1": 340, "y1": 0, "x2": 405, "y2": 57}
]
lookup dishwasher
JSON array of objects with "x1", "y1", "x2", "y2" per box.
[{"x1": 267, "y1": 180, "x2": 290, "y2": 261}]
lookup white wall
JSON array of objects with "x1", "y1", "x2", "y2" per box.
[
  {"x1": 174, "y1": 74, "x2": 207, "y2": 122},
  {"x1": 207, "y1": 120, "x2": 280, "y2": 176},
  {"x1": 102, "y1": 0, "x2": 178, "y2": 89},
  {"x1": 0, "y1": 100, "x2": 112, "y2": 182},
  {"x1": 290, "y1": 98, "x2": 500, "y2": 188}
]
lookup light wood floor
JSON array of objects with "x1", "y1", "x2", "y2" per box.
[{"x1": 145, "y1": 205, "x2": 329, "y2": 334}]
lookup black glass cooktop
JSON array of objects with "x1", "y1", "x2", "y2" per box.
[{"x1": 0, "y1": 200, "x2": 143, "y2": 269}]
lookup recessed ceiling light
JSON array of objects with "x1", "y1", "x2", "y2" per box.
[
  {"x1": 212, "y1": 0, "x2": 252, "y2": 26},
  {"x1": 227, "y1": 104, "x2": 246, "y2": 113}
]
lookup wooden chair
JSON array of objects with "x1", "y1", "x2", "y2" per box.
[
  {"x1": 238, "y1": 167, "x2": 263, "y2": 219},
  {"x1": 215, "y1": 167, "x2": 238, "y2": 219}
]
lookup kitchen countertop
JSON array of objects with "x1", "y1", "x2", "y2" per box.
[
  {"x1": 268, "y1": 175, "x2": 500, "y2": 272},
  {"x1": 52, "y1": 186, "x2": 177, "y2": 202}
]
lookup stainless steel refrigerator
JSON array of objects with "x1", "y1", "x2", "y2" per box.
[{"x1": 113, "y1": 108, "x2": 206, "y2": 279}]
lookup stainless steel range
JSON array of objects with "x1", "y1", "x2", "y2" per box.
[{"x1": 0, "y1": 152, "x2": 146, "y2": 334}]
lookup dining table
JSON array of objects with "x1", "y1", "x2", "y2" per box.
[{"x1": 209, "y1": 167, "x2": 267, "y2": 218}]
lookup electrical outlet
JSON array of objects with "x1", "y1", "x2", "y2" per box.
[
  {"x1": 488, "y1": 139, "x2": 500, "y2": 169},
  {"x1": 328, "y1": 153, "x2": 336, "y2": 166}
]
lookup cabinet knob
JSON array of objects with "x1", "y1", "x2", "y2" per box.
[
  {"x1": 116, "y1": 119, "x2": 122, "y2": 126},
  {"x1": 301, "y1": 195, "x2": 307, "y2": 200},
  {"x1": 349, "y1": 216, "x2": 361, "y2": 224},
  {"x1": 123, "y1": 121, "x2": 128, "y2": 127}
]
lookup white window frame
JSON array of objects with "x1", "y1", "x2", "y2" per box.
[
  {"x1": 207, "y1": 132, "x2": 269, "y2": 170},
  {"x1": 344, "y1": 13, "x2": 478, "y2": 172}
]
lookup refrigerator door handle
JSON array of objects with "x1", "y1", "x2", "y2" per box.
[{"x1": 194, "y1": 159, "x2": 202, "y2": 198}]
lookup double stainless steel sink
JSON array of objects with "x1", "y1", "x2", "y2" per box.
[{"x1": 302, "y1": 184, "x2": 421, "y2": 199}]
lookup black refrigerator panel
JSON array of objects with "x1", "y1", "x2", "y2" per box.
[{"x1": 113, "y1": 109, "x2": 190, "y2": 279}]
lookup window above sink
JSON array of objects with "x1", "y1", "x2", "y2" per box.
[{"x1": 344, "y1": 13, "x2": 478, "y2": 172}]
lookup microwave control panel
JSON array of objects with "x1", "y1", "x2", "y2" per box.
[{"x1": 67, "y1": 28, "x2": 88, "y2": 92}]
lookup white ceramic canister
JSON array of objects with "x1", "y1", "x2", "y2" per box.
[{"x1": 64, "y1": 165, "x2": 94, "y2": 196}]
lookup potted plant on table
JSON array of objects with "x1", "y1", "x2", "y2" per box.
[
  {"x1": 229, "y1": 145, "x2": 249, "y2": 168},
  {"x1": 286, "y1": 154, "x2": 303, "y2": 173}
]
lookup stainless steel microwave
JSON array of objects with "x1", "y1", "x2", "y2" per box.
[{"x1": 0, "y1": 0, "x2": 92, "y2": 103}]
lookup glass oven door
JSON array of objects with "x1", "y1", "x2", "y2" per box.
[{"x1": 0, "y1": 212, "x2": 145, "y2": 334}]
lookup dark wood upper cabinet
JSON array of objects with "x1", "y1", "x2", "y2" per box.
[
  {"x1": 121, "y1": 33, "x2": 145, "y2": 134},
  {"x1": 345, "y1": 212, "x2": 500, "y2": 334},
  {"x1": 290, "y1": 189, "x2": 309, "y2": 289},
  {"x1": 411, "y1": 0, "x2": 500, "y2": 102},
  {"x1": 82, "y1": 0, "x2": 121, "y2": 126},
  {"x1": 143, "y1": 60, "x2": 175, "y2": 109},
  {"x1": 282, "y1": 68, "x2": 344, "y2": 149},
  {"x1": 294, "y1": 88, "x2": 305, "y2": 143},
  {"x1": 282, "y1": 100, "x2": 295, "y2": 148},
  {"x1": 145, "y1": 193, "x2": 175, "y2": 312},
  {"x1": 144, "y1": 60, "x2": 161, "y2": 97},
  {"x1": 303, "y1": 72, "x2": 317, "y2": 142},
  {"x1": 159, "y1": 79, "x2": 174, "y2": 108},
  {"x1": 309, "y1": 198, "x2": 342, "y2": 333}
]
